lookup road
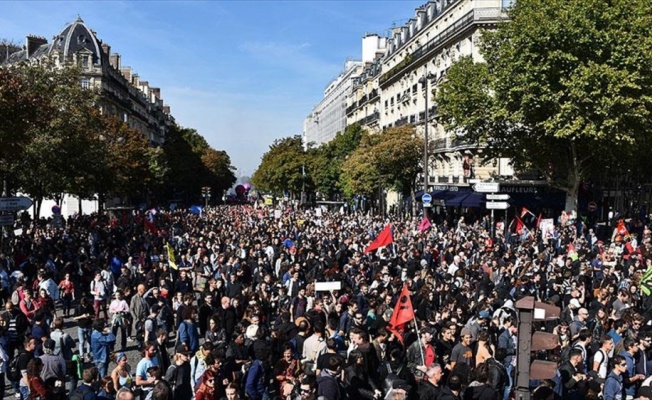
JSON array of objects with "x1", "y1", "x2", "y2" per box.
[{"x1": 3, "y1": 309, "x2": 175, "y2": 399}]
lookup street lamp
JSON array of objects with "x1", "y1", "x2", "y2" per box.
[{"x1": 419, "y1": 71, "x2": 435, "y2": 218}]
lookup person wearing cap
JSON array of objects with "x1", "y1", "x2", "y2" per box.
[
  {"x1": 164, "y1": 343, "x2": 193, "y2": 399},
  {"x1": 39, "y1": 338, "x2": 66, "y2": 397},
  {"x1": 407, "y1": 326, "x2": 436, "y2": 381},
  {"x1": 466, "y1": 310, "x2": 491, "y2": 342},
  {"x1": 603, "y1": 354, "x2": 626, "y2": 400}
]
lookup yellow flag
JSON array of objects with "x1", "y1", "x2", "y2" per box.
[{"x1": 166, "y1": 243, "x2": 178, "y2": 270}]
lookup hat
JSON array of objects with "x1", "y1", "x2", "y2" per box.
[
  {"x1": 115, "y1": 352, "x2": 127, "y2": 362},
  {"x1": 246, "y1": 324, "x2": 259, "y2": 339},
  {"x1": 43, "y1": 339, "x2": 55, "y2": 351},
  {"x1": 391, "y1": 379, "x2": 412, "y2": 392},
  {"x1": 420, "y1": 259, "x2": 428, "y2": 267},
  {"x1": 638, "y1": 386, "x2": 652, "y2": 399},
  {"x1": 478, "y1": 310, "x2": 491, "y2": 320},
  {"x1": 461, "y1": 327, "x2": 472, "y2": 337},
  {"x1": 569, "y1": 298, "x2": 581, "y2": 309},
  {"x1": 175, "y1": 343, "x2": 190, "y2": 355}
]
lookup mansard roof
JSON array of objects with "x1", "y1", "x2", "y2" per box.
[{"x1": 50, "y1": 16, "x2": 103, "y2": 64}]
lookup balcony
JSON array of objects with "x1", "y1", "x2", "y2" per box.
[
  {"x1": 432, "y1": 138, "x2": 448, "y2": 151},
  {"x1": 369, "y1": 89, "x2": 379, "y2": 101},
  {"x1": 360, "y1": 111, "x2": 380, "y2": 125},
  {"x1": 395, "y1": 116, "x2": 409, "y2": 127},
  {"x1": 380, "y1": 8, "x2": 508, "y2": 88},
  {"x1": 346, "y1": 103, "x2": 357, "y2": 115}
]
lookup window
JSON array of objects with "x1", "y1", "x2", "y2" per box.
[
  {"x1": 82, "y1": 56, "x2": 89, "y2": 68},
  {"x1": 80, "y1": 79, "x2": 90, "y2": 89}
]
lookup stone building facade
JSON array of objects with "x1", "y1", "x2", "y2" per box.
[
  {"x1": 346, "y1": 0, "x2": 513, "y2": 190},
  {"x1": 2, "y1": 17, "x2": 172, "y2": 146}
]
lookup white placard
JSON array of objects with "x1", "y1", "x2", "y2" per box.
[
  {"x1": 315, "y1": 208, "x2": 322, "y2": 217},
  {"x1": 314, "y1": 281, "x2": 342, "y2": 292},
  {"x1": 534, "y1": 308, "x2": 546, "y2": 320},
  {"x1": 274, "y1": 210, "x2": 282, "y2": 219},
  {"x1": 540, "y1": 218, "x2": 554, "y2": 239}
]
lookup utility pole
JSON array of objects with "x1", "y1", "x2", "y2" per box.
[
  {"x1": 419, "y1": 71, "x2": 435, "y2": 218},
  {"x1": 201, "y1": 186, "x2": 211, "y2": 208}
]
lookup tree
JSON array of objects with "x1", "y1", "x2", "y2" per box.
[
  {"x1": 436, "y1": 0, "x2": 652, "y2": 210},
  {"x1": 373, "y1": 126, "x2": 424, "y2": 196},
  {"x1": 9, "y1": 63, "x2": 102, "y2": 216},
  {"x1": 201, "y1": 148, "x2": 237, "y2": 202},
  {"x1": 308, "y1": 124, "x2": 364, "y2": 200},
  {"x1": 251, "y1": 135, "x2": 306, "y2": 197}
]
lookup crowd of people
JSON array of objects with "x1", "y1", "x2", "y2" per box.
[{"x1": 0, "y1": 204, "x2": 650, "y2": 400}]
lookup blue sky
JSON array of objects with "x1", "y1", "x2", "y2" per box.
[{"x1": 1, "y1": 1, "x2": 422, "y2": 176}]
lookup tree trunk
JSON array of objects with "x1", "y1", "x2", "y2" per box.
[
  {"x1": 35, "y1": 197, "x2": 42, "y2": 220},
  {"x1": 564, "y1": 143, "x2": 582, "y2": 212}
]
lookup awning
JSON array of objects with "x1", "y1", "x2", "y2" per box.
[{"x1": 445, "y1": 191, "x2": 485, "y2": 208}]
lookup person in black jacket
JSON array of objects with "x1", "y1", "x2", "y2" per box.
[
  {"x1": 558, "y1": 348, "x2": 587, "y2": 400},
  {"x1": 344, "y1": 350, "x2": 381, "y2": 400},
  {"x1": 317, "y1": 354, "x2": 345, "y2": 400}
]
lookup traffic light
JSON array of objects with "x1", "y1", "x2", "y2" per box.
[
  {"x1": 514, "y1": 296, "x2": 560, "y2": 400},
  {"x1": 201, "y1": 186, "x2": 211, "y2": 198}
]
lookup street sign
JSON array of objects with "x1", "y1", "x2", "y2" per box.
[
  {"x1": 486, "y1": 194, "x2": 510, "y2": 201},
  {"x1": 486, "y1": 201, "x2": 510, "y2": 210},
  {"x1": 0, "y1": 196, "x2": 32, "y2": 212},
  {"x1": 473, "y1": 182, "x2": 500, "y2": 193},
  {"x1": 0, "y1": 215, "x2": 14, "y2": 226},
  {"x1": 422, "y1": 193, "x2": 432, "y2": 204}
]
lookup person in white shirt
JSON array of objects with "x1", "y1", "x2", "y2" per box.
[{"x1": 592, "y1": 335, "x2": 613, "y2": 379}]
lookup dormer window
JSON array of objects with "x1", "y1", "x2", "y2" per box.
[
  {"x1": 82, "y1": 55, "x2": 89, "y2": 68},
  {"x1": 77, "y1": 35, "x2": 86, "y2": 44}
]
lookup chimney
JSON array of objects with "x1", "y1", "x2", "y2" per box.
[
  {"x1": 26, "y1": 35, "x2": 47, "y2": 57},
  {"x1": 120, "y1": 67, "x2": 132, "y2": 81},
  {"x1": 163, "y1": 106, "x2": 171, "y2": 115},
  {"x1": 150, "y1": 87, "x2": 161, "y2": 101},
  {"x1": 101, "y1": 43, "x2": 110, "y2": 56},
  {"x1": 132, "y1": 74, "x2": 139, "y2": 87},
  {"x1": 140, "y1": 81, "x2": 149, "y2": 95},
  {"x1": 109, "y1": 53, "x2": 121, "y2": 70}
]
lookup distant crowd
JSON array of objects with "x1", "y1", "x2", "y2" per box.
[{"x1": 0, "y1": 204, "x2": 650, "y2": 400}]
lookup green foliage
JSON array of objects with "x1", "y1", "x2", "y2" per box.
[
  {"x1": 162, "y1": 124, "x2": 235, "y2": 203},
  {"x1": 0, "y1": 61, "x2": 234, "y2": 209},
  {"x1": 308, "y1": 124, "x2": 364, "y2": 199},
  {"x1": 373, "y1": 126, "x2": 423, "y2": 195},
  {"x1": 436, "y1": 0, "x2": 652, "y2": 208},
  {"x1": 252, "y1": 135, "x2": 306, "y2": 196}
]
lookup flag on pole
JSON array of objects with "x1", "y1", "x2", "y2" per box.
[
  {"x1": 568, "y1": 243, "x2": 579, "y2": 261},
  {"x1": 640, "y1": 266, "x2": 652, "y2": 296},
  {"x1": 166, "y1": 243, "x2": 178, "y2": 270},
  {"x1": 515, "y1": 217, "x2": 525, "y2": 234},
  {"x1": 521, "y1": 207, "x2": 536, "y2": 219},
  {"x1": 364, "y1": 224, "x2": 393, "y2": 254},
  {"x1": 418, "y1": 217, "x2": 431, "y2": 232},
  {"x1": 536, "y1": 213, "x2": 542, "y2": 229},
  {"x1": 388, "y1": 285, "x2": 415, "y2": 343}
]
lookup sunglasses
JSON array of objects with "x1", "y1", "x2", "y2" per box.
[{"x1": 207, "y1": 379, "x2": 215, "y2": 383}]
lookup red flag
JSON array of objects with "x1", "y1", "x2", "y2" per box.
[
  {"x1": 568, "y1": 243, "x2": 578, "y2": 261},
  {"x1": 515, "y1": 217, "x2": 525, "y2": 234},
  {"x1": 536, "y1": 213, "x2": 542, "y2": 229},
  {"x1": 418, "y1": 217, "x2": 431, "y2": 232},
  {"x1": 521, "y1": 207, "x2": 536, "y2": 218},
  {"x1": 144, "y1": 219, "x2": 159, "y2": 235},
  {"x1": 364, "y1": 224, "x2": 393, "y2": 254},
  {"x1": 388, "y1": 285, "x2": 415, "y2": 343}
]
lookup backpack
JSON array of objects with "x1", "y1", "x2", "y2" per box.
[
  {"x1": 7, "y1": 350, "x2": 25, "y2": 381},
  {"x1": 69, "y1": 384, "x2": 94, "y2": 400}
]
